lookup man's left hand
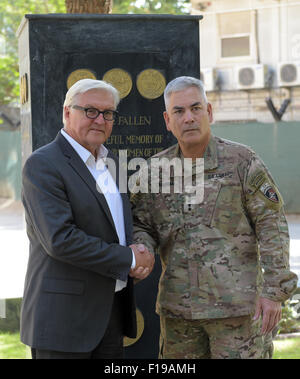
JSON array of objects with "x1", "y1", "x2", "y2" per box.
[{"x1": 253, "y1": 297, "x2": 282, "y2": 335}]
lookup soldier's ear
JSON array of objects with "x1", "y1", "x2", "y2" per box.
[
  {"x1": 163, "y1": 111, "x2": 171, "y2": 131},
  {"x1": 207, "y1": 103, "x2": 213, "y2": 123}
]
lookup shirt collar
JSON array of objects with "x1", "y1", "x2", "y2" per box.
[
  {"x1": 203, "y1": 135, "x2": 218, "y2": 171},
  {"x1": 175, "y1": 134, "x2": 218, "y2": 172},
  {"x1": 61, "y1": 128, "x2": 108, "y2": 164}
]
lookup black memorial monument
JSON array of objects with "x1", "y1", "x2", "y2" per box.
[{"x1": 17, "y1": 13, "x2": 202, "y2": 358}]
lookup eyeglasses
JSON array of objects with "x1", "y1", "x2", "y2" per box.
[{"x1": 71, "y1": 105, "x2": 118, "y2": 121}]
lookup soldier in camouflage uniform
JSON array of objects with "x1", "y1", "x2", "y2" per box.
[{"x1": 131, "y1": 76, "x2": 298, "y2": 359}]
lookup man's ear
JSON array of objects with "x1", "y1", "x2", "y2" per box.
[
  {"x1": 64, "y1": 106, "x2": 70, "y2": 122},
  {"x1": 207, "y1": 103, "x2": 213, "y2": 123},
  {"x1": 163, "y1": 111, "x2": 171, "y2": 131}
]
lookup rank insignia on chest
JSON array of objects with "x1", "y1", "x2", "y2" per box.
[{"x1": 207, "y1": 172, "x2": 233, "y2": 180}]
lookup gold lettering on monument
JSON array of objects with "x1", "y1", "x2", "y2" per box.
[
  {"x1": 126, "y1": 147, "x2": 164, "y2": 158},
  {"x1": 106, "y1": 134, "x2": 163, "y2": 146},
  {"x1": 106, "y1": 133, "x2": 164, "y2": 158},
  {"x1": 109, "y1": 148, "x2": 164, "y2": 158},
  {"x1": 117, "y1": 115, "x2": 151, "y2": 126},
  {"x1": 106, "y1": 135, "x2": 125, "y2": 145}
]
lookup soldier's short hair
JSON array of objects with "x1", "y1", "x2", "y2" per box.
[{"x1": 164, "y1": 76, "x2": 208, "y2": 110}]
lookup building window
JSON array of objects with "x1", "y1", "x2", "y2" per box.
[
  {"x1": 218, "y1": 10, "x2": 256, "y2": 61},
  {"x1": 221, "y1": 36, "x2": 250, "y2": 57}
]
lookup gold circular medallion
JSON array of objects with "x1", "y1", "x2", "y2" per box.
[
  {"x1": 67, "y1": 69, "x2": 97, "y2": 89},
  {"x1": 103, "y1": 68, "x2": 132, "y2": 99},
  {"x1": 136, "y1": 69, "x2": 166, "y2": 100},
  {"x1": 123, "y1": 308, "x2": 145, "y2": 347}
]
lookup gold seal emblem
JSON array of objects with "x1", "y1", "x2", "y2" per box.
[
  {"x1": 103, "y1": 68, "x2": 132, "y2": 99},
  {"x1": 123, "y1": 308, "x2": 145, "y2": 347},
  {"x1": 137, "y1": 69, "x2": 166, "y2": 100},
  {"x1": 67, "y1": 69, "x2": 97, "y2": 89}
]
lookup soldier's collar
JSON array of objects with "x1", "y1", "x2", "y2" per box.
[
  {"x1": 176, "y1": 135, "x2": 218, "y2": 172},
  {"x1": 204, "y1": 135, "x2": 218, "y2": 171}
]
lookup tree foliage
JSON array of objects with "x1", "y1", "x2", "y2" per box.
[
  {"x1": 113, "y1": 0, "x2": 189, "y2": 15},
  {"x1": 0, "y1": 0, "x2": 189, "y2": 105},
  {"x1": 0, "y1": 0, "x2": 66, "y2": 104}
]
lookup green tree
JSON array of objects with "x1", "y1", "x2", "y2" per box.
[
  {"x1": 0, "y1": 0, "x2": 65, "y2": 105},
  {"x1": 0, "y1": 0, "x2": 189, "y2": 105},
  {"x1": 113, "y1": 0, "x2": 190, "y2": 14}
]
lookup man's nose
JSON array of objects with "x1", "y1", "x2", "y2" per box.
[
  {"x1": 93, "y1": 112, "x2": 106, "y2": 123},
  {"x1": 183, "y1": 110, "x2": 194, "y2": 123}
]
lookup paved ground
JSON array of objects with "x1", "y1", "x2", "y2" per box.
[
  {"x1": 0, "y1": 199, "x2": 28, "y2": 299},
  {"x1": 0, "y1": 198, "x2": 300, "y2": 300}
]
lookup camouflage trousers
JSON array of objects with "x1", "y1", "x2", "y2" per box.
[{"x1": 159, "y1": 315, "x2": 274, "y2": 359}]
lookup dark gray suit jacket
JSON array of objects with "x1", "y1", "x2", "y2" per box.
[{"x1": 20, "y1": 132, "x2": 136, "y2": 353}]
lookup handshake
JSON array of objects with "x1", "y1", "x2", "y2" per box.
[{"x1": 129, "y1": 244, "x2": 155, "y2": 281}]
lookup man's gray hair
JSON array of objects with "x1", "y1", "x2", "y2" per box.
[
  {"x1": 63, "y1": 78, "x2": 120, "y2": 125},
  {"x1": 164, "y1": 76, "x2": 208, "y2": 110}
]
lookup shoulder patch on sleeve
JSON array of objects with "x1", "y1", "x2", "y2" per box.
[
  {"x1": 248, "y1": 170, "x2": 283, "y2": 210},
  {"x1": 260, "y1": 182, "x2": 279, "y2": 203}
]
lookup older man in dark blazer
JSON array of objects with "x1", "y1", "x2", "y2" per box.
[{"x1": 21, "y1": 79, "x2": 154, "y2": 359}]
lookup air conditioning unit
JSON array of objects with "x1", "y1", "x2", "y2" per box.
[
  {"x1": 200, "y1": 67, "x2": 217, "y2": 92},
  {"x1": 235, "y1": 64, "x2": 268, "y2": 90},
  {"x1": 278, "y1": 61, "x2": 300, "y2": 87}
]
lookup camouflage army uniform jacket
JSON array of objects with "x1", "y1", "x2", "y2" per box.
[{"x1": 131, "y1": 135, "x2": 298, "y2": 320}]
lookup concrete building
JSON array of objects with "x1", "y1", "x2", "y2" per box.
[{"x1": 191, "y1": 0, "x2": 300, "y2": 123}]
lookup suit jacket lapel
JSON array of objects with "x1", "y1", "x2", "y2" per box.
[{"x1": 55, "y1": 132, "x2": 117, "y2": 234}]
